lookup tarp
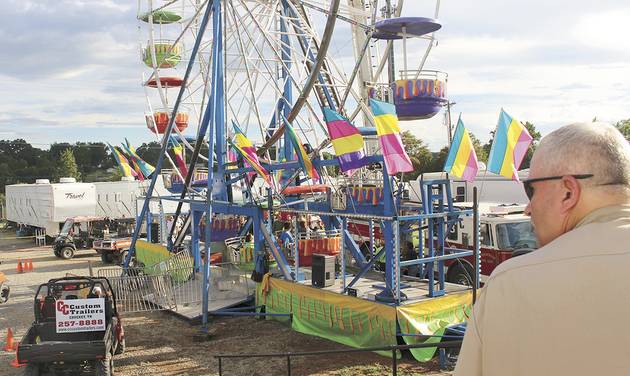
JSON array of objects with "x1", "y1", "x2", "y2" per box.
[
  {"x1": 257, "y1": 276, "x2": 399, "y2": 358},
  {"x1": 396, "y1": 291, "x2": 472, "y2": 361}
]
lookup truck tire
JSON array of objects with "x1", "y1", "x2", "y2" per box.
[
  {"x1": 53, "y1": 249, "x2": 61, "y2": 258},
  {"x1": 60, "y1": 247, "x2": 75, "y2": 260},
  {"x1": 446, "y1": 262, "x2": 475, "y2": 286},
  {"x1": 95, "y1": 351, "x2": 113, "y2": 376},
  {"x1": 101, "y1": 252, "x2": 114, "y2": 264},
  {"x1": 23, "y1": 364, "x2": 40, "y2": 376}
]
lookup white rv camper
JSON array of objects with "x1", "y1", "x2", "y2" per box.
[
  {"x1": 93, "y1": 177, "x2": 141, "y2": 219},
  {"x1": 410, "y1": 169, "x2": 530, "y2": 204},
  {"x1": 5, "y1": 178, "x2": 97, "y2": 235}
]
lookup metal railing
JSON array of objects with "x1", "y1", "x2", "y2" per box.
[{"x1": 215, "y1": 340, "x2": 463, "y2": 376}]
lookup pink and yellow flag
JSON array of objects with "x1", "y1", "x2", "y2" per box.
[
  {"x1": 443, "y1": 116, "x2": 478, "y2": 182},
  {"x1": 108, "y1": 143, "x2": 137, "y2": 178},
  {"x1": 323, "y1": 107, "x2": 367, "y2": 174},
  {"x1": 486, "y1": 109, "x2": 533, "y2": 181},
  {"x1": 369, "y1": 98, "x2": 413, "y2": 175},
  {"x1": 171, "y1": 142, "x2": 189, "y2": 177},
  {"x1": 285, "y1": 122, "x2": 320, "y2": 181},
  {"x1": 232, "y1": 124, "x2": 271, "y2": 185}
]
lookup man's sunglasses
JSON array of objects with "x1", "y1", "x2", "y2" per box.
[{"x1": 523, "y1": 174, "x2": 594, "y2": 200}]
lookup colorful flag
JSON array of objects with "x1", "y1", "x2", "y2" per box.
[
  {"x1": 369, "y1": 98, "x2": 413, "y2": 175},
  {"x1": 443, "y1": 116, "x2": 479, "y2": 182},
  {"x1": 123, "y1": 139, "x2": 155, "y2": 177},
  {"x1": 107, "y1": 143, "x2": 137, "y2": 178},
  {"x1": 487, "y1": 109, "x2": 533, "y2": 181},
  {"x1": 284, "y1": 121, "x2": 320, "y2": 181},
  {"x1": 119, "y1": 148, "x2": 144, "y2": 181},
  {"x1": 171, "y1": 142, "x2": 189, "y2": 177},
  {"x1": 232, "y1": 123, "x2": 271, "y2": 185},
  {"x1": 322, "y1": 107, "x2": 367, "y2": 174}
]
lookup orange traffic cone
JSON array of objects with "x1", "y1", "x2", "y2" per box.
[
  {"x1": 16, "y1": 260, "x2": 23, "y2": 274},
  {"x1": 26, "y1": 259, "x2": 33, "y2": 272},
  {"x1": 3, "y1": 328, "x2": 15, "y2": 352},
  {"x1": 10, "y1": 351, "x2": 25, "y2": 368}
]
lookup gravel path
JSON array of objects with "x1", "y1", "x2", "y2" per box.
[{"x1": 0, "y1": 233, "x2": 452, "y2": 375}]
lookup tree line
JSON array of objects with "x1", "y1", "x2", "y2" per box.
[
  {"x1": 0, "y1": 118, "x2": 627, "y2": 192},
  {"x1": 0, "y1": 140, "x2": 164, "y2": 193}
]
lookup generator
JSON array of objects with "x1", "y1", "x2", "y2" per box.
[{"x1": 311, "y1": 254, "x2": 335, "y2": 288}]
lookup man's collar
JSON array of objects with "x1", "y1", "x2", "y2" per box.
[{"x1": 575, "y1": 204, "x2": 630, "y2": 228}]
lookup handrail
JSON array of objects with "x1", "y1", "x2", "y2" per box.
[{"x1": 215, "y1": 340, "x2": 463, "y2": 376}]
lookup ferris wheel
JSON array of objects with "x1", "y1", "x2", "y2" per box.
[{"x1": 136, "y1": 0, "x2": 447, "y2": 192}]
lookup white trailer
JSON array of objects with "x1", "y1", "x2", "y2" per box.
[
  {"x1": 409, "y1": 169, "x2": 530, "y2": 205},
  {"x1": 94, "y1": 178, "x2": 141, "y2": 220},
  {"x1": 5, "y1": 178, "x2": 97, "y2": 236}
]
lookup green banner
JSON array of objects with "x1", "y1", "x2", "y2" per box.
[
  {"x1": 257, "y1": 276, "x2": 399, "y2": 358},
  {"x1": 396, "y1": 291, "x2": 472, "y2": 361}
]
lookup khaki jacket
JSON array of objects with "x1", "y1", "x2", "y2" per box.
[{"x1": 454, "y1": 205, "x2": 630, "y2": 375}]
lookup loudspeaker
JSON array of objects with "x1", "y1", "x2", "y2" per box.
[{"x1": 312, "y1": 254, "x2": 335, "y2": 288}]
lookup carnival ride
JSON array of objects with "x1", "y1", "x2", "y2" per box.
[{"x1": 127, "y1": 0, "x2": 479, "y2": 361}]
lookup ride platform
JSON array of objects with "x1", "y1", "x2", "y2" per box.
[{"x1": 256, "y1": 274, "x2": 472, "y2": 361}]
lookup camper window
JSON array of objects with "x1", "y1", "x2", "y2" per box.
[{"x1": 480, "y1": 223, "x2": 492, "y2": 247}]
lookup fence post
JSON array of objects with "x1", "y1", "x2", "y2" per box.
[
  {"x1": 392, "y1": 349, "x2": 397, "y2": 376},
  {"x1": 287, "y1": 355, "x2": 292, "y2": 376},
  {"x1": 218, "y1": 357, "x2": 222, "y2": 376}
]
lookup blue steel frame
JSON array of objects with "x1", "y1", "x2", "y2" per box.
[{"x1": 129, "y1": 2, "x2": 479, "y2": 337}]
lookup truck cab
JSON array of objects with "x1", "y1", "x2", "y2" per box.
[{"x1": 443, "y1": 203, "x2": 538, "y2": 284}]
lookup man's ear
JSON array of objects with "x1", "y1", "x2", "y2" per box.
[{"x1": 560, "y1": 176, "x2": 581, "y2": 213}]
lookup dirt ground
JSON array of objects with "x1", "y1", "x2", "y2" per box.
[{"x1": 0, "y1": 229, "x2": 452, "y2": 375}]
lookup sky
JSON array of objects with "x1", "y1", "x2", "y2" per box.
[{"x1": 1, "y1": 0, "x2": 629, "y2": 151}]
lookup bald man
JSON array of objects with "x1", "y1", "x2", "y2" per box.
[{"x1": 455, "y1": 122, "x2": 630, "y2": 375}]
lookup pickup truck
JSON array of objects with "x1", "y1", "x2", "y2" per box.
[
  {"x1": 93, "y1": 237, "x2": 132, "y2": 265},
  {"x1": 16, "y1": 277, "x2": 125, "y2": 375}
]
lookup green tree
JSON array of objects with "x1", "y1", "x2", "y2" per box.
[
  {"x1": 429, "y1": 146, "x2": 450, "y2": 173},
  {"x1": 321, "y1": 152, "x2": 340, "y2": 176},
  {"x1": 400, "y1": 131, "x2": 433, "y2": 180},
  {"x1": 468, "y1": 133, "x2": 487, "y2": 162},
  {"x1": 615, "y1": 119, "x2": 630, "y2": 140},
  {"x1": 110, "y1": 168, "x2": 123, "y2": 182},
  {"x1": 520, "y1": 121, "x2": 542, "y2": 169},
  {"x1": 55, "y1": 149, "x2": 81, "y2": 181}
]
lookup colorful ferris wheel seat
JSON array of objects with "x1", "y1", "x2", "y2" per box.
[
  {"x1": 143, "y1": 41, "x2": 183, "y2": 68},
  {"x1": 297, "y1": 236, "x2": 341, "y2": 266},
  {"x1": 146, "y1": 110, "x2": 188, "y2": 134},
  {"x1": 139, "y1": 10, "x2": 182, "y2": 24},
  {"x1": 145, "y1": 76, "x2": 184, "y2": 88},
  {"x1": 347, "y1": 186, "x2": 384, "y2": 206},
  {"x1": 393, "y1": 78, "x2": 447, "y2": 120},
  {"x1": 372, "y1": 17, "x2": 441, "y2": 40}
]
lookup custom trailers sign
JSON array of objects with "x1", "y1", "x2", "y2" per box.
[{"x1": 55, "y1": 298, "x2": 106, "y2": 333}]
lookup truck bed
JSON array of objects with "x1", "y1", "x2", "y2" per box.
[{"x1": 18, "y1": 321, "x2": 111, "y2": 364}]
